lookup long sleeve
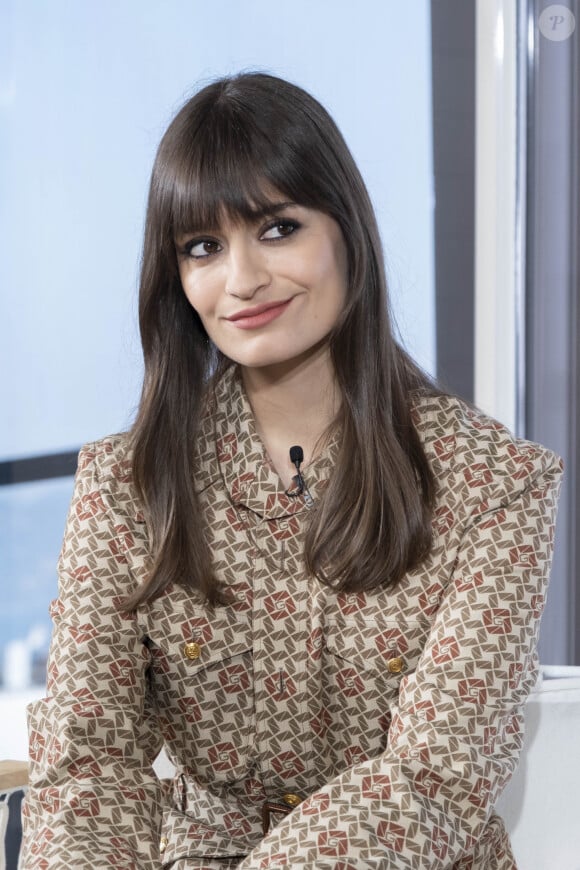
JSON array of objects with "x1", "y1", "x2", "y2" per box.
[
  {"x1": 238, "y1": 453, "x2": 563, "y2": 869},
  {"x1": 20, "y1": 441, "x2": 165, "y2": 870}
]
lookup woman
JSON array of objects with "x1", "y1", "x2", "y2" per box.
[{"x1": 21, "y1": 73, "x2": 562, "y2": 869}]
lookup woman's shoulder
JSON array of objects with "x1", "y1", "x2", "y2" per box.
[
  {"x1": 74, "y1": 432, "x2": 134, "y2": 491},
  {"x1": 411, "y1": 392, "x2": 562, "y2": 495}
]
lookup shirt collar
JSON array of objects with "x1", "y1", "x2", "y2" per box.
[{"x1": 200, "y1": 365, "x2": 337, "y2": 520}]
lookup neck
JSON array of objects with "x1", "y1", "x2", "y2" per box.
[{"x1": 241, "y1": 348, "x2": 340, "y2": 482}]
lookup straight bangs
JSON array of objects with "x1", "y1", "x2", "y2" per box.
[
  {"x1": 153, "y1": 80, "x2": 353, "y2": 258},
  {"x1": 169, "y1": 158, "x2": 278, "y2": 241},
  {"x1": 161, "y1": 113, "x2": 309, "y2": 244}
]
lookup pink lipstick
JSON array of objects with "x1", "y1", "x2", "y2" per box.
[{"x1": 226, "y1": 299, "x2": 293, "y2": 330}]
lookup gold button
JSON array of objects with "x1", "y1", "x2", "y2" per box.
[
  {"x1": 159, "y1": 837, "x2": 168, "y2": 853},
  {"x1": 283, "y1": 793, "x2": 301, "y2": 807},
  {"x1": 387, "y1": 656, "x2": 404, "y2": 674},
  {"x1": 184, "y1": 641, "x2": 201, "y2": 660}
]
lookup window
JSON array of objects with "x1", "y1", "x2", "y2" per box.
[{"x1": 0, "y1": 0, "x2": 435, "y2": 757}]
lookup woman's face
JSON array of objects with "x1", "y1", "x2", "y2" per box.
[{"x1": 175, "y1": 199, "x2": 348, "y2": 372}]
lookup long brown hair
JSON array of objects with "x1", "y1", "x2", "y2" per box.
[{"x1": 127, "y1": 72, "x2": 438, "y2": 608}]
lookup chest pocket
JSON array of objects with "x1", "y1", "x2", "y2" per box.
[
  {"x1": 147, "y1": 616, "x2": 255, "y2": 785},
  {"x1": 324, "y1": 616, "x2": 426, "y2": 685},
  {"x1": 318, "y1": 615, "x2": 428, "y2": 767}
]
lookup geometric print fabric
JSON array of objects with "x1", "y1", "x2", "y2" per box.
[{"x1": 20, "y1": 366, "x2": 562, "y2": 868}]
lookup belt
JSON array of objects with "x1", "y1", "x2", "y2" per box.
[{"x1": 262, "y1": 793, "x2": 303, "y2": 835}]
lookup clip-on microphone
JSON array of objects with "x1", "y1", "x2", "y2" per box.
[{"x1": 285, "y1": 445, "x2": 314, "y2": 507}]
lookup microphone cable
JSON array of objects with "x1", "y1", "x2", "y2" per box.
[{"x1": 285, "y1": 445, "x2": 314, "y2": 508}]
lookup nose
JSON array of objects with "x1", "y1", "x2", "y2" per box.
[{"x1": 224, "y1": 239, "x2": 270, "y2": 299}]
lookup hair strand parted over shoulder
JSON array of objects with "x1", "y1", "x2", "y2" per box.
[{"x1": 125, "y1": 71, "x2": 439, "y2": 610}]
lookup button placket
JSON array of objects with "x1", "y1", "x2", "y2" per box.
[{"x1": 252, "y1": 516, "x2": 313, "y2": 796}]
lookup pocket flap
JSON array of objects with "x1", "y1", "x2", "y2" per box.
[{"x1": 324, "y1": 616, "x2": 426, "y2": 677}]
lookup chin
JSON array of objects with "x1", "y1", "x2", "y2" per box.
[
  {"x1": 219, "y1": 342, "x2": 297, "y2": 370},
  {"x1": 232, "y1": 353, "x2": 293, "y2": 370}
]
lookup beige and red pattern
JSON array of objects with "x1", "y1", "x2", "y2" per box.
[{"x1": 21, "y1": 367, "x2": 562, "y2": 869}]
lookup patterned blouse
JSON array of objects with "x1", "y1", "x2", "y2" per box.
[{"x1": 21, "y1": 366, "x2": 562, "y2": 869}]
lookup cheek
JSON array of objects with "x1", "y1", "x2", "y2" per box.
[
  {"x1": 177, "y1": 264, "x2": 191, "y2": 299},
  {"x1": 179, "y1": 269, "x2": 209, "y2": 314},
  {"x1": 292, "y1": 245, "x2": 345, "y2": 296},
  {"x1": 315, "y1": 235, "x2": 348, "y2": 289},
  {"x1": 319, "y1": 256, "x2": 348, "y2": 315}
]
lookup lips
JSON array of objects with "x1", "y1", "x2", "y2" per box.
[
  {"x1": 226, "y1": 300, "x2": 292, "y2": 322},
  {"x1": 225, "y1": 298, "x2": 293, "y2": 330}
]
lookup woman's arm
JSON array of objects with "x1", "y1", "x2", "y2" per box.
[
  {"x1": 238, "y1": 451, "x2": 563, "y2": 869},
  {"x1": 20, "y1": 441, "x2": 165, "y2": 870}
]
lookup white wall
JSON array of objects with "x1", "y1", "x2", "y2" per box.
[{"x1": 0, "y1": 0, "x2": 435, "y2": 460}]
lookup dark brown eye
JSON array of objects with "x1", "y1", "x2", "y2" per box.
[
  {"x1": 262, "y1": 220, "x2": 300, "y2": 240},
  {"x1": 188, "y1": 239, "x2": 221, "y2": 259}
]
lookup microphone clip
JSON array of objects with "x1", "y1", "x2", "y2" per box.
[{"x1": 285, "y1": 445, "x2": 314, "y2": 508}]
